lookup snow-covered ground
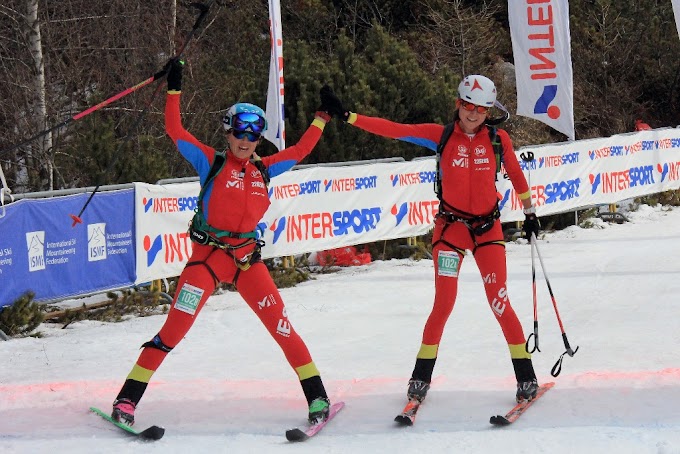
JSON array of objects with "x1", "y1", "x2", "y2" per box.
[{"x1": 2, "y1": 205, "x2": 680, "y2": 453}]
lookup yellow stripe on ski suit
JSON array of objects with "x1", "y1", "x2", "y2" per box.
[
  {"x1": 295, "y1": 361, "x2": 321, "y2": 380},
  {"x1": 416, "y1": 343, "x2": 438, "y2": 360},
  {"x1": 508, "y1": 343, "x2": 532, "y2": 359},
  {"x1": 127, "y1": 364, "x2": 155, "y2": 383}
]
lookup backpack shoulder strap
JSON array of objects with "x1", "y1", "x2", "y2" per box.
[
  {"x1": 488, "y1": 126, "x2": 504, "y2": 174},
  {"x1": 437, "y1": 122, "x2": 455, "y2": 155},
  {"x1": 201, "y1": 151, "x2": 226, "y2": 197},
  {"x1": 250, "y1": 153, "x2": 270, "y2": 188},
  {"x1": 206, "y1": 151, "x2": 226, "y2": 186},
  {"x1": 435, "y1": 122, "x2": 455, "y2": 201},
  {"x1": 195, "y1": 151, "x2": 226, "y2": 221}
]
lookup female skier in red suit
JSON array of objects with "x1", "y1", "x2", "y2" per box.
[
  {"x1": 111, "y1": 60, "x2": 333, "y2": 426},
  {"x1": 319, "y1": 76, "x2": 541, "y2": 405}
]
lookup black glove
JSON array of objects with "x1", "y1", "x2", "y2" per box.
[
  {"x1": 523, "y1": 213, "x2": 541, "y2": 239},
  {"x1": 319, "y1": 84, "x2": 350, "y2": 121},
  {"x1": 167, "y1": 59, "x2": 184, "y2": 92}
]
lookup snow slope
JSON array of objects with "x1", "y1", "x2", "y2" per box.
[{"x1": 2, "y1": 205, "x2": 680, "y2": 453}]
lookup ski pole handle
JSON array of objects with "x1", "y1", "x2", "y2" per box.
[
  {"x1": 525, "y1": 321, "x2": 540, "y2": 353},
  {"x1": 562, "y1": 333, "x2": 579, "y2": 357},
  {"x1": 527, "y1": 233, "x2": 540, "y2": 353},
  {"x1": 550, "y1": 334, "x2": 580, "y2": 377}
]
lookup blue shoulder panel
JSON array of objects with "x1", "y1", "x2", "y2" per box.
[
  {"x1": 177, "y1": 139, "x2": 211, "y2": 184},
  {"x1": 399, "y1": 136, "x2": 438, "y2": 153},
  {"x1": 267, "y1": 159, "x2": 296, "y2": 179}
]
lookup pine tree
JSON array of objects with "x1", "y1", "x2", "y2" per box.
[{"x1": 0, "y1": 292, "x2": 44, "y2": 337}]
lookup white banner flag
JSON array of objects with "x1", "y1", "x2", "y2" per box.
[
  {"x1": 673, "y1": 0, "x2": 680, "y2": 40},
  {"x1": 508, "y1": 0, "x2": 575, "y2": 141},
  {"x1": 265, "y1": 0, "x2": 285, "y2": 150}
]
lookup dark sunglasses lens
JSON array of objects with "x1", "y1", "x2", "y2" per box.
[
  {"x1": 233, "y1": 130, "x2": 260, "y2": 142},
  {"x1": 233, "y1": 113, "x2": 265, "y2": 133}
]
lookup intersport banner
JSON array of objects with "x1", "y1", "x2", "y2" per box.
[
  {"x1": 510, "y1": 129, "x2": 680, "y2": 214},
  {"x1": 134, "y1": 162, "x2": 447, "y2": 282},
  {"x1": 134, "y1": 126, "x2": 680, "y2": 282},
  {"x1": 134, "y1": 182, "x2": 198, "y2": 284},
  {"x1": 508, "y1": 0, "x2": 575, "y2": 140}
]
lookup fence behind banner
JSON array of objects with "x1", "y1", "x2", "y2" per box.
[{"x1": 2, "y1": 127, "x2": 679, "y2": 307}]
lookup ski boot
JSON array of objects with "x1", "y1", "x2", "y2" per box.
[
  {"x1": 516, "y1": 378, "x2": 539, "y2": 403},
  {"x1": 512, "y1": 357, "x2": 538, "y2": 403},
  {"x1": 407, "y1": 378, "x2": 430, "y2": 403},
  {"x1": 111, "y1": 398, "x2": 136, "y2": 425},
  {"x1": 308, "y1": 397, "x2": 330, "y2": 425}
]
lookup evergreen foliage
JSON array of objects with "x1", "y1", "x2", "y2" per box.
[
  {"x1": 266, "y1": 259, "x2": 313, "y2": 288},
  {"x1": 0, "y1": 292, "x2": 44, "y2": 337},
  {"x1": 1, "y1": 0, "x2": 677, "y2": 190}
]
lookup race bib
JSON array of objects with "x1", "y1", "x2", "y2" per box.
[
  {"x1": 174, "y1": 283, "x2": 204, "y2": 315},
  {"x1": 437, "y1": 250, "x2": 460, "y2": 277}
]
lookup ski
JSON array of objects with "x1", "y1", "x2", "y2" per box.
[
  {"x1": 90, "y1": 407, "x2": 165, "y2": 440},
  {"x1": 489, "y1": 381, "x2": 555, "y2": 426},
  {"x1": 394, "y1": 399, "x2": 421, "y2": 426},
  {"x1": 285, "y1": 401, "x2": 345, "y2": 442}
]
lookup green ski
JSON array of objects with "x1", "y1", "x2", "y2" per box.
[{"x1": 90, "y1": 407, "x2": 165, "y2": 440}]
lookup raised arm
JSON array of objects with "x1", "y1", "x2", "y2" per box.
[
  {"x1": 262, "y1": 112, "x2": 331, "y2": 179},
  {"x1": 164, "y1": 60, "x2": 214, "y2": 182},
  {"x1": 319, "y1": 84, "x2": 443, "y2": 153}
]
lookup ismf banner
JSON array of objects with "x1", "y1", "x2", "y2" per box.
[
  {"x1": 0, "y1": 190, "x2": 135, "y2": 307},
  {"x1": 508, "y1": 0, "x2": 575, "y2": 140}
]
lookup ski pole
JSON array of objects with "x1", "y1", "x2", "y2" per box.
[
  {"x1": 521, "y1": 159, "x2": 540, "y2": 354},
  {"x1": 532, "y1": 236, "x2": 579, "y2": 377},
  {"x1": 69, "y1": 1, "x2": 215, "y2": 227},
  {"x1": 0, "y1": 3, "x2": 213, "y2": 161},
  {"x1": 525, "y1": 233, "x2": 540, "y2": 353},
  {"x1": 0, "y1": 60, "x2": 166, "y2": 162}
]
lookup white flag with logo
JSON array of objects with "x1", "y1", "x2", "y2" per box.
[
  {"x1": 508, "y1": 0, "x2": 575, "y2": 140},
  {"x1": 265, "y1": 0, "x2": 285, "y2": 150},
  {"x1": 673, "y1": 0, "x2": 680, "y2": 40}
]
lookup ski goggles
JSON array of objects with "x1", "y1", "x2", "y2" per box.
[
  {"x1": 232, "y1": 130, "x2": 261, "y2": 142},
  {"x1": 459, "y1": 100, "x2": 489, "y2": 114},
  {"x1": 232, "y1": 112, "x2": 266, "y2": 134}
]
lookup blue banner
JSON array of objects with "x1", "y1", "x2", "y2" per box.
[{"x1": 0, "y1": 190, "x2": 135, "y2": 307}]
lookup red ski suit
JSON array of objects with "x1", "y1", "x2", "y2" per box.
[
  {"x1": 350, "y1": 113, "x2": 533, "y2": 365},
  {"x1": 125, "y1": 93, "x2": 328, "y2": 391}
]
